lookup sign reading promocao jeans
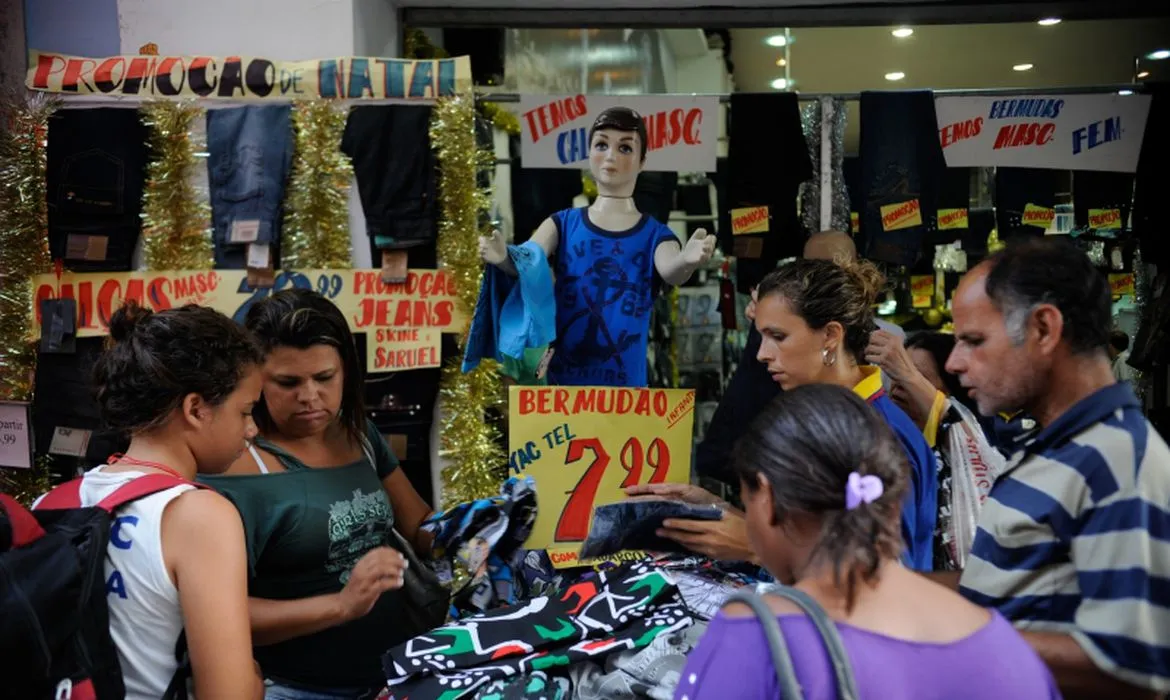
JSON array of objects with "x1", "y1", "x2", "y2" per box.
[
  {"x1": 28, "y1": 269, "x2": 464, "y2": 373},
  {"x1": 507, "y1": 386, "x2": 695, "y2": 566},
  {"x1": 518, "y1": 95, "x2": 718, "y2": 172},
  {"x1": 934, "y1": 94, "x2": 1152, "y2": 173}
]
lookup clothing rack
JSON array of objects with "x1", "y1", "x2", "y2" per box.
[{"x1": 476, "y1": 84, "x2": 1138, "y2": 104}]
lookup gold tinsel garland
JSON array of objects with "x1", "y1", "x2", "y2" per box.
[
  {"x1": 282, "y1": 102, "x2": 354, "y2": 269},
  {"x1": 430, "y1": 94, "x2": 506, "y2": 507},
  {"x1": 479, "y1": 102, "x2": 521, "y2": 137},
  {"x1": 0, "y1": 93, "x2": 56, "y2": 503},
  {"x1": 140, "y1": 102, "x2": 214, "y2": 270}
]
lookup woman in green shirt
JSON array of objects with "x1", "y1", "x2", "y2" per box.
[{"x1": 203, "y1": 289, "x2": 434, "y2": 699}]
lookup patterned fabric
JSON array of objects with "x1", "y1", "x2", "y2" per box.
[
  {"x1": 423, "y1": 477, "x2": 538, "y2": 617},
  {"x1": 960, "y1": 383, "x2": 1170, "y2": 692},
  {"x1": 472, "y1": 672, "x2": 569, "y2": 700},
  {"x1": 571, "y1": 620, "x2": 707, "y2": 700},
  {"x1": 382, "y1": 565, "x2": 695, "y2": 700}
]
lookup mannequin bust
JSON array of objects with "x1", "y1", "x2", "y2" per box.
[{"x1": 480, "y1": 106, "x2": 714, "y2": 387}]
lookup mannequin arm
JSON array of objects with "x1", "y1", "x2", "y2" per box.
[
  {"x1": 483, "y1": 218, "x2": 559, "y2": 277},
  {"x1": 653, "y1": 240, "x2": 699, "y2": 286}
]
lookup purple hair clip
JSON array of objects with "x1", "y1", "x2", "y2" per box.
[{"x1": 845, "y1": 471, "x2": 884, "y2": 510}]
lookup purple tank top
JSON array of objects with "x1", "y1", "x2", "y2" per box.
[{"x1": 675, "y1": 610, "x2": 1060, "y2": 699}]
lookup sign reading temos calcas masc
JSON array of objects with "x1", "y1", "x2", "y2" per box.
[
  {"x1": 934, "y1": 94, "x2": 1151, "y2": 173},
  {"x1": 518, "y1": 95, "x2": 718, "y2": 172}
]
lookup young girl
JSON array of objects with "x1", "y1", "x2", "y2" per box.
[
  {"x1": 676, "y1": 385, "x2": 1058, "y2": 699},
  {"x1": 39, "y1": 303, "x2": 265, "y2": 699}
]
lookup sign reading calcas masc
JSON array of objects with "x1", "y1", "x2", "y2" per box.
[
  {"x1": 518, "y1": 94, "x2": 719, "y2": 172},
  {"x1": 508, "y1": 386, "x2": 695, "y2": 566}
]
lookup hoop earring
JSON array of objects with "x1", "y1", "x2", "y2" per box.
[{"x1": 822, "y1": 347, "x2": 837, "y2": 367}]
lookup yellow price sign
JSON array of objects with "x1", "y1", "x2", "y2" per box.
[
  {"x1": 508, "y1": 386, "x2": 695, "y2": 560},
  {"x1": 911, "y1": 275, "x2": 935, "y2": 309},
  {"x1": 880, "y1": 199, "x2": 923, "y2": 232},
  {"x1": 1022, "y1": 203, "x2": 1055, "y2": 228},
  {"x1": 731, "y1": 206, "x2": 770, "y2": 235},
  {"x1": 937, "y1": 208, "x2": 969, "y2": 230},
  {"x1": 1089, "y1": 208, "x2": 1122, "y2": 230},
  {"x1": 1109, "y1": 273, "x2": 1135, "y2": 297}
]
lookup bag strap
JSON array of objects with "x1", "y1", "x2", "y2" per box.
[
  {"x1": 0, "y1": 493, "x2": 48, "y2": 548},
  {"x1": 721, "y1": 591, "x2": 805, "y2": 699},
  {"x1": 36, "y1": 474, "x2": 203, "y2": 513},
  {"x1": 763, "y1": 585, "x2": 861, "y2": 700}
]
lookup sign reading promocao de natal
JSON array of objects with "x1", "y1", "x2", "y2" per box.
[
  {"x1": 508, "y1": 386, "x2": 695, "y2": 568},
  {"x1": 935, "y1": 93, "x2": 1152, "y2": 173},
  {"x1": 29, "y1": 269, "x2": 464, "y2": 373},
  {"x1": 26, "y1": 50, "x2": 472, "y2": 100},
  {"x1": 518, "y1": 94, "x2": 719, "y2": 172}
]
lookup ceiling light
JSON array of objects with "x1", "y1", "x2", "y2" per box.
[
  {"x1": 776, "y1": 58, "x2": 786, "y2": 67},
  {"x1": 1013, "y1": 63, "x2": 1034, "y2": 71},
  {"x1": 765, "y1": 35, "x2": 787, "y2": 47},
  {"x1": 885, "y1": 71, "x2": 905, "y2": 81},
  {"x1": 1148, "y1": 50, "x2": 1170, "y2": 60},
  {"x1": 1138, "y1": 71, "x2": 1150, "y2": 78},
  {"x1": 1037, "y1": 17, "x2": 1062, "y2": 26},
  {"x1": 1118, "y1": 89, "x2": 1134, "y2": 96},
  {"x1": 771, "y1": 78, "x2": 789, "y2": 90},
  {"x1": 892, "y1": 27, "x2": 914, "y2": 38}
]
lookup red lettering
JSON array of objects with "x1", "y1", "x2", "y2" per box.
[
  {"x1": 553, "y1": 389, "x2": 570, "y2": 415},
  {"x1": 147, "y1": 277, "x2": 173, "y2": 311},
  {"x1": 616, "y1": 389, "x2": 633, "y2": 414},
  {"x1": 31, "y1": 54, "x2": 67, "y2": 89},
  {"x1": 519, "y1": 389, "x2": 536, "y2": 415},
  {"x1": 537, "y1": 389, "x2": 551, "y2": 414},
  {"x1": 574, "y1": 389, "x2": 597, "y2": 413},
  {"x1": 33, "y1": 284, "x2": 55, "y2": 327},
  {"x1": 62, "y1": 58, "x2": 98, "y2": 93}
]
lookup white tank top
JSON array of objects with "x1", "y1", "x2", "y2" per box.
[{"x1": 78, "y1": 467, "x2": 195, "y2": 700}]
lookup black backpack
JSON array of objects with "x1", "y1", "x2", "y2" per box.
[{"x1": 0, "y1": 474, "x2": 201, "y2": 699}]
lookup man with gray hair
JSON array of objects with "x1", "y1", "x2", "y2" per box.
[{"x1": 945, "y1": 237, "x2": 1169, "y2": 699}]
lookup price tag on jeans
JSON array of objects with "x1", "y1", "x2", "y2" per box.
[
  {"x1": 49, "y1": 426, "x2": 92, "y2": 458},
  {"x1": 230, "y1": 220, "x2": 261, "y2": 243},
  {"x1": 246, "y1": 243, "x2": 271, "y2": 270},
  {"x1": 0, "y1": 402, "x2": 33, "y2": 469}
]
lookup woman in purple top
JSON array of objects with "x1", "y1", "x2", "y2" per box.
[{"x1": 675, "y1": 385, "x2": 1060, "y2": 700}]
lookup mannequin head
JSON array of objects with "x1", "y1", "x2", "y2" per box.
[{"x1": 588, "y1": 107, "x2": 647, "y2": 197}]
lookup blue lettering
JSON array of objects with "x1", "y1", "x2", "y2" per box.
[
  {"x1": 507, "y1": 441, "x2": 543, "y2": 474},
  {"x1": 1050, "y1": 99, "x2": 1064, "y2": 119},
  {"x1": 437, "y1": 59, "x2": 457, "y2": 96},
  {"x1": 1072, "y1": 116, "x2": 1121, "y2": 155},
  {"x1": 378, "y1": 59, "x2": 406, "y2": 98},
  {"x1": 556, "y1": 128, "x2": 588, "y2": 165},
  {"x1": 110, "y1": 515, "x2": 138, "y2": 550},
  {"x1": 105, "y1": 570, "x2": 127, "y2": 599},
  {"x1": 318, "y1": 60, "x2": 341, "y2": 98},
  {"x1": 1104, "y1": 116, "x2": 1121, "y2": 142},
  {"x1": 407, "y1": 61, "x2": 434, "y2": 98},
  {"x1": 346, "y1": 58, "x2": 373, "y2": 98}
]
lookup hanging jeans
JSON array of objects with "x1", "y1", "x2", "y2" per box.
[
  {"x1": 858, "y1": 91, "x2": 947, "y2": 267},
  {"x1": 206, "y1": 105, "x2": 294, "y2": 269},
  {"x1": 47, "y1": 108, "x2": 149, "y2": 271},
  {"x1": 343, "y1": 105, "x2": 438, "y2": 251}
]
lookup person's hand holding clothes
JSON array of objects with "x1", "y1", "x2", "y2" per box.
[
  {"x1": 624, "y1": 482, "x2": 729, "y2": 508},
  {"x1": 658, "y1": 509, "x2": 757, "y2": 563}
]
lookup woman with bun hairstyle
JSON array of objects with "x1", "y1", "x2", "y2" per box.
[
  {"x1": 204, "y1": 289, "x2": 433, "y2": 700},
  {"x1": 38, "y1": 303, "x2": 265, "y2": 699},
  {"x1": 675, "y1": 385, "x2": 1058, "y2": 699},
  {"x1": 629, "y1": 259, "x2": 938, "y2": 572}
]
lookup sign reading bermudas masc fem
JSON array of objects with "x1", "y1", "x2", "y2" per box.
[
  {"x1": 935, "y1": 94, "x2": 1152, "y2": 173},
  {"x1": 25, "y1": 50, "x2": 472, "y2": 100},
  {"x1": 518, "y1": 94, "x2": 719, "y2": 172}
]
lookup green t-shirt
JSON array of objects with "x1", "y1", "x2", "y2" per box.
[{"x1": 200, "y1": 423, "x2": 421, "y2": 689}]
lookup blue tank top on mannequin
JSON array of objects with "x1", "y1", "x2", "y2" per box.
[{"x1": 549, "y1": 206, "x2": 677, "y2": 387}]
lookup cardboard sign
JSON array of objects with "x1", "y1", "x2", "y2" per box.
[
  {"x1": 1022, "y1": 203, "x2": 1056, "y2": 229},
  {"x1": 1088, "y1": 208, "x2": 1123, "y2": 230},
  {"x1": 508, "y1": 386, "x2": 695, "y2": 562},
  {"x1": 26, "y1": 50, "x2": 472, "y2": 100},
  {"x1": 28, "y1": 269, "x2": 465, "y2": 374},
  {"x1": 935, "y1": 94, "x2": 1151, "y2": 173},
  {"x1": 880, "y1": 199, "x2": 923, "y2": 232},
  {"x1": 0, "y1": 402, "x2": 33, "y2": 469},
  {"x1": 518, "y1": 94, "x2": 718, "y2": 172},
  {"x1": 1109, "y1": 273, "x2": 1135, "y2": 297},
  {"x1": 911, "y1": 275, "x2": 935, "y2": 309},
  {"x1": 937, "y1": 208, "x2": 969, "y2": 230},
  {"x1": 730, "y1": 206, "x2": 769, "y2": 235}
]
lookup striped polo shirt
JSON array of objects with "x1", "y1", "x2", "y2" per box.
[{"x1": 960, "y1": 383, "x2": 1170, "y2": 692}]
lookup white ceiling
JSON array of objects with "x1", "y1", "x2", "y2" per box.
[{"x1": 732, "y1": 19, "x2": 1170, "y2": 94}]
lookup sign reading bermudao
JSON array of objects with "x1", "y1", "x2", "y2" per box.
[
  {"x1": 29, "y1": 269, "x2": 465, "y2": 373},
  {"x1": 507, "y1": 386, "x2": 695, "y2": 567},
  {"x1": 26, "y1": 50, "x2": 472, "y2": 100}
]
